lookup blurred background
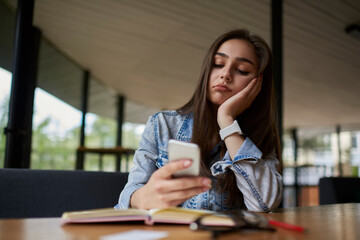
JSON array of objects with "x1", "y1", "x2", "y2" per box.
[{"x1": 1, "y1": 0, "x2": 360, "y2": 208}]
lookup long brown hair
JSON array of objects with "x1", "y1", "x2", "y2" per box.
[{"x1": 178, "y1": 29, "x2": 281, "y2": 207}]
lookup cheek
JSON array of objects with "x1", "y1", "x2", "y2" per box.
[
  {"x1": 236, "y1": 75, "x2": 254, "y2": 90},
  {"x1": 209, "y1": 70, "x2": 217, "y2": 82},
  {"x1": 233, "y1": 81, "x2": 250, "y2": 93},
  {"x1": 207, "y1": 71, "x2": 217, "y2": 88}
]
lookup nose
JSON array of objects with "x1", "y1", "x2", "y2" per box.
[{"x1": 220, "y1": 67, "x2": 232, "y2": 82}]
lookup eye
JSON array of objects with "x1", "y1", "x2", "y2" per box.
[
  {"x1": 213, "y1": 64, "x2": 224, "y2": 68},
  {"x1": 236, "y1": 69, "x2": 249, "y2": 75}
]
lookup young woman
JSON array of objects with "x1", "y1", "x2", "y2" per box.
[{"x1": 117, "y1": 29, "x2": 283, "y2": 212}]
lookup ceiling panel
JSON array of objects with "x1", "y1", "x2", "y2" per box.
[{"x1": 2, "y1": 0, "x2": 360, "y2": 130}]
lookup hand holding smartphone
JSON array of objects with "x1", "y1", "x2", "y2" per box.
[{"x1": 168, "y1": 139, "x2": 200, "y2": 177}]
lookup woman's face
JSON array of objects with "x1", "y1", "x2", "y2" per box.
[{"x1": 207, "y1": 39, "x2": 258, "y2": 106}]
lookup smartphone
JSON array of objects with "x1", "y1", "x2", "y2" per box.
[{"x1": 168, "y1": 139, "x2": 200, "y2": 177}]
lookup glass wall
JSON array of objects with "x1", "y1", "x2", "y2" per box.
[
  {"x1": 82, "y1": 113, "x2": 144, "y2": 172},
  {"x1": 31, "y1": 88, "x2": 82, "y2": 170},
  {"x1": 0, "y1": 68, "x2": 11, "y2": 168},
  {"x1": 0, "y1": 1, "x2": 145, "y2": 171},
  {"x1": 30, "y1": 35, "x2": 84, "y2": 170},
  {"x1": 282, "y1": 127, "x2": 360, "y2": 207},
  {"x1": 0, "y1": 1, "x2": 14, "y2": 168}
]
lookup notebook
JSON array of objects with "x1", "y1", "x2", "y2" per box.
[{"x1": 61, "y1": 207, "x2": 234, "y2": 226}]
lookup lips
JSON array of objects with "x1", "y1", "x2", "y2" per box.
[{"x1": 213, "y1": 84, "x2": 231, "y2": 92}]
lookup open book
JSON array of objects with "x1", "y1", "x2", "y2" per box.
[{"x1": 61, "y1": 207, "x2": 235, "y2": 226}]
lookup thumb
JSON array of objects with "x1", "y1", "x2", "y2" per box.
[{"x1": 156, "y1": 159, "x2": 192, "y2": 179}]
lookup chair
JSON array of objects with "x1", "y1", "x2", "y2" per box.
[
  {"x1": 319, "y1": 177, "x2": 360, "y2": 205},
  {"x1": 0, "y1": 168, "x2": 129, "y2": 218}
]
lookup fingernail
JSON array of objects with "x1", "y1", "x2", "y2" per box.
[
  {"x1": 183, "y1": 160, "x2": 192, "y2": 168},
  {"x1": 202, "y1": 179, "x2": 212, "y2": 188}
]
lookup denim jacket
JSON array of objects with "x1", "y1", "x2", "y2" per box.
[{"x1": 116, "y1": 110, "x2": 283, "y2": 212}]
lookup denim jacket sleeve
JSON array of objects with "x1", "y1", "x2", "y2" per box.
[
  {"x1": 210, "y1": 137, "x2": 283, "y2": 212},
  {"x1": 116, "y1": 115, "x2": 158, "y2": 209}
]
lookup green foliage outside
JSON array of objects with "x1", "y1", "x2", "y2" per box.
[
  {"x1": 31, "y1": 117, "x2": 80, "y2": 170},
  {"x1": 0, "y1": 95, "x2": 143, "y2": 171},
  {"x1": 30, "y1": 116, "x2": 143, "y2": 171}
]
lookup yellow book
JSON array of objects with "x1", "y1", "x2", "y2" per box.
[{"x1": 61, "y1": 207, "x2": 235, "y2": 226}]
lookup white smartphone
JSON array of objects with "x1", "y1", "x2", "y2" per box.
[{"x1": 168, "y1": 139, "x2": 200, "y2": 177}]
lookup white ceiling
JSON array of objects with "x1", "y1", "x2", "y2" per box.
[{"x1": 3, "y1": 0, "x2": 360, "y2": 130}]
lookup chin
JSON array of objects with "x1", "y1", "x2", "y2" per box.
[
  {"x1": 209, "y1": 98, "x2": 227, "y2": 106},
  {"x1": 208, "y1": 93, "x2": 231, "y2": 106}
]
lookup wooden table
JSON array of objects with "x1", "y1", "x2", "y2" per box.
[{"x1": 1, "y1": 203, "x2": 359, "y2": 240}]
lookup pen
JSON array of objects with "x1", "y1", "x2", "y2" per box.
[{"x1": 268, "y1": 219, "x2": 305, "y2": 232}]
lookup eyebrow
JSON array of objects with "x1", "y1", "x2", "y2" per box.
[{"x1": 215, "y1": 52, "x2": 254, "y2": 65}]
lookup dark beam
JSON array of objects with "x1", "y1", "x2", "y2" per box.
[
  {"x1": 271, "y1": 0, "x2": 284, "y2": 208},
  {"x1": 116, "y1": 95, "x2": 125, "y2": 172},
  {"x1": 291, "y1": 128, "x2": 299, "y2": 207},
  {"x1": 336, "y1": 125, "x2": 342, "y2": 176},
  {"x1": 272, "y1": 0, "x2": 283, "y2": 142},
  {"x1": 76, "y1": 70, "x2": 90, "y2": 170},
  {"x1": 116, "y1": 95, "x2": 125, "y2": 146},
  {"x1": 4, "y1": 0, "x2": 41, "y2": 168}
]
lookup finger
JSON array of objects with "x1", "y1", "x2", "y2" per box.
[
  {"x1": 153, "y1": 159, "x2": 192, "y2": 179},
  {"x1": 245, "y1": 77, "x2": 262, "y2": 99},
  {"x1": 254, "y1": 74, "x2": 263, "y2": 90},
  {"x1": 252, "y1": 78, "x2": 263, "y2": 98},
  {"x1": 248, "y1": 83, "x2": 261, "y2": 101},
  {"x1": 156, "y1": 177, "x2": 211, "y2": 193},
  {"x1": 160, "y1": 186, "x2": 208, "y2": 203},
  {"x1": 241, "y1": 77, "x2": 259, "y2": 95}
]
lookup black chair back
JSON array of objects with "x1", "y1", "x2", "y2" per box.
[
  {"x1": 319, "y1": 177, "x2": 360, "y2": 205},
  {"x1": 0, "y1": 168, "x2": 128, "y2": 218}
]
